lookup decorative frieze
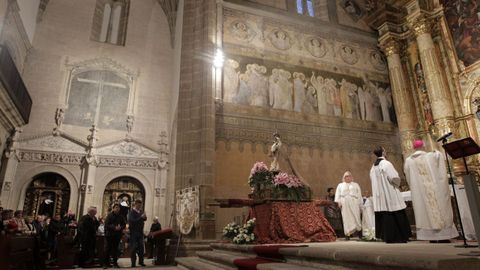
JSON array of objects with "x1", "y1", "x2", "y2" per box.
[{"x1": 19, "y1": 151, "x2": 84, "y2": 165}]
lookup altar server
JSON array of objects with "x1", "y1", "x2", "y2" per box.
[{"x1": 361, "y1": 191, "x2": 376, "y2": 240}]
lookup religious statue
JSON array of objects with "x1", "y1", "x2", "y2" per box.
[
  {"x1": 269, "y1": 132, "x2": 282, "y2": 171},
  {"x1": 126, "y1": 115, "x2": 134, "y2": 134},
  {"x1": 55, "y1": 108, "x2": 64, "y2": 129}
]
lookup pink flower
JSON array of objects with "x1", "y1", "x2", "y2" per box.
[
  {"x1": 273, "y1": 173, "x2": 303, "y2": 188},
  {"x1": 250, "y1": 162, "x2": 269, "y2": 176}
]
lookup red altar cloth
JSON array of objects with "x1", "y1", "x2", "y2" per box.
[{"x1": 250, "y1": 201, "x2": 336, "y2": 243}]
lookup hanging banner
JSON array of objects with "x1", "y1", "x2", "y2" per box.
[{"x1": 175, "y1": 186, "x2": 200, "y2": 235}]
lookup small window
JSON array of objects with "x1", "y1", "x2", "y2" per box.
[
  {"x1": 91, "y1": 0, "x2": 130, "y2": 46},
  {"x1": 296, "y1": 0, "x2": 315, "y2": 17}
]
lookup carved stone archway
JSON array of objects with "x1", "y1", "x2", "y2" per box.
[
  {"x1": 101, "y1": 176, "x2": 145, "y2": 218},
  {"x1": 23, "y1": 173, "x2": 71, "y2": 218}
]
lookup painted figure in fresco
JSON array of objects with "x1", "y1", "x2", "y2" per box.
[
  {"x1": 339, "y1": 79, "x2": 359, "y2": 119},
  {"x1": 247, "y1": 64, "x2": 268, "y2": 107},
  {"x1": 376, "y1": 86, "x2": 392, "y2": 122},
  {"x1": 293, "y1": 72, "x2": 307, "y2": 112},
  {"x1": 357, "y1": 86, "x2": 366, "y2": 120},
  {"x1": 269, "y1": 69, "x2": 293, "y2": 110},
  {"x1": 223, "y1": 59, "x2": 240, "y2": 103},
  {"x1": 304, "y1": 85, "x2": 318, "y2": 113},
  {"x1": 310, "y1": 72, "x2": 328, "y2": 115},
  {"x1": 325, "y1": 78, "x2": 341, "y2": 116},
  {"x1": 443, "y1": 0, "x2": 480, "y2": 66},
  {"x1": 235, "y1": 74, "x2": 251, "y2": 105}
]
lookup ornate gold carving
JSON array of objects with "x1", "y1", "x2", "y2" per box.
[
  {"x1": 381, "y1": 39, "x2": 400, "y2": 57},
  {"x1": 409, "y1": 17, "x2": 431, "y2": 37}
]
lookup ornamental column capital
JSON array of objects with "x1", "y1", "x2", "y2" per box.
[
  {"x1": 380, "y1": 38, "x2": 402, "y2": 57},
  {"x1": 408, "y1": 16, "x2": 432, "y2": 37}
]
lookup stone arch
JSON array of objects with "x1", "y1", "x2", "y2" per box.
[
  {"x1": 17, "y1": 165, "x2": 79, "y2": 213},
  {"x1": 95, "y1": 169, "x2": 153, "y2": 215}
]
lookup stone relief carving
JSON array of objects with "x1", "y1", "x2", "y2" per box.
[
  {"x1": 158, "y1": 131, "x2": 169, "y2": 169},
  {"x1": 269, "y1": 69, "x2": 293, "y2": 110},
  {"x1": 339, "y1": 45, "x2": 359, "y2": 65},
  {"x1": 215, "y1": 114, "x2": 401, "y2": 155},
  {"x1": 54, "y1": 108, "x2": 65, "y2": 134},
  {"x1": 97, "y1": 141, "x2": 159, "y2": 158},
  {"x1": 97, "y1": 157, "x2": 158, "y2": 169},
  {"x1": 126, "y1": 115, "x2": 134, "y2": 139},
  {"x1": 268, "y1": 29, "x2": 293, "y2": 50},
  {"x1": 223, "y1": 59, "x2": 240, "y2": 103},
  {"x1": 20, "y1": 134, "x2": 86, "y2": 153},
  {"x1": 19, "y1": 151, "x2": 84, "y2": 165},
  {"x1": 229, "y1": 20, "x2": 256, "y2": 42},
  {"x1": 5, "y1": 128, "x2": 22, "y2": 159},
  {"x1": 222, "y1": 58, "x2": 394, "y2": 122},
  {"x1": 305, "y1": 37, "x2": 327, "y2": 58},
  {"x1": 369, "y1": 50, "x2": 386, "y2": 71},
  {"x1": 2, "y1": 182, "x2": 12, "y2": 192}
]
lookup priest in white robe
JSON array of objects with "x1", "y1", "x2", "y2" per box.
[
  {"x1": 404, "y1": 139, "x2": 458, "y2": 241},
  {"x1": 334, "y1": 171, "x2": 362, "y2": 238},
  {"x1": 370, "y1": 146, "x2": 411, "y2": 243}
]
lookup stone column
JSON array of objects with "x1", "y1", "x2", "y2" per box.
[
  {"x1": 380, "y1": 38, "x2": 417, "y2": 156},
  {"x1": 0, "y1": 128, "x2": 21, "y2": 209},
  {"x1": 80, "y1": 125, "x2": 98, "y2": 214},
  {"x1": 409, "y1": 16, "x2": 455, "y2": 136}
]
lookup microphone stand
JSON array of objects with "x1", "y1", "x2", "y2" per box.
[{"x1": 441, "y1": 138, "x2": 477, "y2": 248}]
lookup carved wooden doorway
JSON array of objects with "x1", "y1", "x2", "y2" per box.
[
  {"x1": 102, "y1": 176, "x2": 145, "y2": 219},
  {"x1": 23, "y1": 173, "x2": 71, "y2": 218}
]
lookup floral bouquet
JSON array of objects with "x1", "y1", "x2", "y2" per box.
[
  {"x1": 272, "y1": 172, "x2": 311, "y2": 201},
  {"x1": 232, "y1": 218, "x2": 256, "y2": 244},
  {"x1": 222, "y1": 222, "x2": 240, "y2": 240},
  {"x1": 248, "y1": 162, "x2": 273, "y2": 191}
]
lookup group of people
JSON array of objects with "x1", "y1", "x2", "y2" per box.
[
  {"x1": 325, "y1": 140, "x2": 458, "y2": 244},
  {"x1": 0, "y1": 208, "x2": 76, "y2": 261},
  {"x1": 77, "y1": 199, "x2": 161, "y2": 268},
  {"x1": 1, "y1": 199, "x2": 163, "y2": 268}
]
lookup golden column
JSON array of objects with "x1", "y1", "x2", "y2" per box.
[
  {"x1": 380, "y1": 38, "x2": 418, "y2": 156},
  {"x1": 409, "y1": 16, "x2": 455, "y2": 137}
]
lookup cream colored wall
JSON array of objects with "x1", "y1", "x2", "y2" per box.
[
  {"x1": 3, "y1": 0, "x2": 176, "y2": 221},
  {"x1": 21, "y1": 0, "x2": 173, "y2": 145},
  {"x1": 16, "y1": 0, "x2": 39, "y2": 43}
]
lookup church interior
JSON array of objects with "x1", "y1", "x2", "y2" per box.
[{"x1": 0, "y1": 0, "x2": 480, "y2": 269}]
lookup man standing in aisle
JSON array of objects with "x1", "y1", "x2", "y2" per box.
[
  {"x1": 404, "y1": 139, "x2": 458, "y2": 242},
  {"x1": 370, "y1": 146, "x2": 411, "y2": 243},
  {"x1": 128, "y1": 199, "x2": 147, "y2": 267},
  {"x1": 104, "y1": 203, "x2": 126, "y2": 268}
]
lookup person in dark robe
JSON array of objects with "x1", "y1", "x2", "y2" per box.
[
  {"x1": 119, "y1": 197, "x2": 130, "y2": 221},
  {"x1": 324, "y1": 187, "x2": 344, "y2": 237},
  {"x1": 47, "y1": 214, "x2": 65, "y2": 261},
  {"x1": 38, "y1": 195, "x2": 55, "y2": 218},
  {"x1": 78, "y1": 206, "x2": 99, "y2": 267},
  {"x1": 128, "y1": 199, "x2": 147, "y2": 267},
  {"x1": 103, "y1": 203, "x2": 126, "y2": 268},
  {"x1": 147, "y1": 217, "x2": 162, "y2": 259}
]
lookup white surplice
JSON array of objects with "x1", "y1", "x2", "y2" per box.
[
  {"x1": 404, "y1": 150, "x2": 458, "y2": 240},
  {"x1": 369, "y1": 158, "x2": 406, "y2": 212},
  {"x1": 334, "y1": 182, "x2": 362, "y2": 236},
  {"x1": 361, "y1": 196, "x2": 376, "y2": 240}
]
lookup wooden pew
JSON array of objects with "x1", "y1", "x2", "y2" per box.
[{"x1": 0, "y1": 234, "x2": 40, "y2": 270}]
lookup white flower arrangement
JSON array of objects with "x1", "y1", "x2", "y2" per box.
[{"x1": 223, "y1": 218, "x2": 256, "y2": 244}]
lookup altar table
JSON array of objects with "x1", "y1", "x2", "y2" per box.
[{"x1": 249, "y1": 201, "x2": 336, "y2": 243}]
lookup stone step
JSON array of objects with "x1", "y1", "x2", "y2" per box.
[
  {"x1": 175, "y1": 257, "x2": 229, "y2": 270},
  {"x1": 209, "y1": 242, "x2": 480, "y2": 270}
]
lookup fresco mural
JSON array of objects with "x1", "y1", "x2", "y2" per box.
[
  {"x1": 222, "y1": 56, "x2": 395, "y2": 123},
  {"x1": 443, "y1": 0, "x2": 480, "y2": 66}
]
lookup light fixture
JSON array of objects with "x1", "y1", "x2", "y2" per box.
[{"x1": 213, "y1": 48, "x2": 224, "y2": 68}]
